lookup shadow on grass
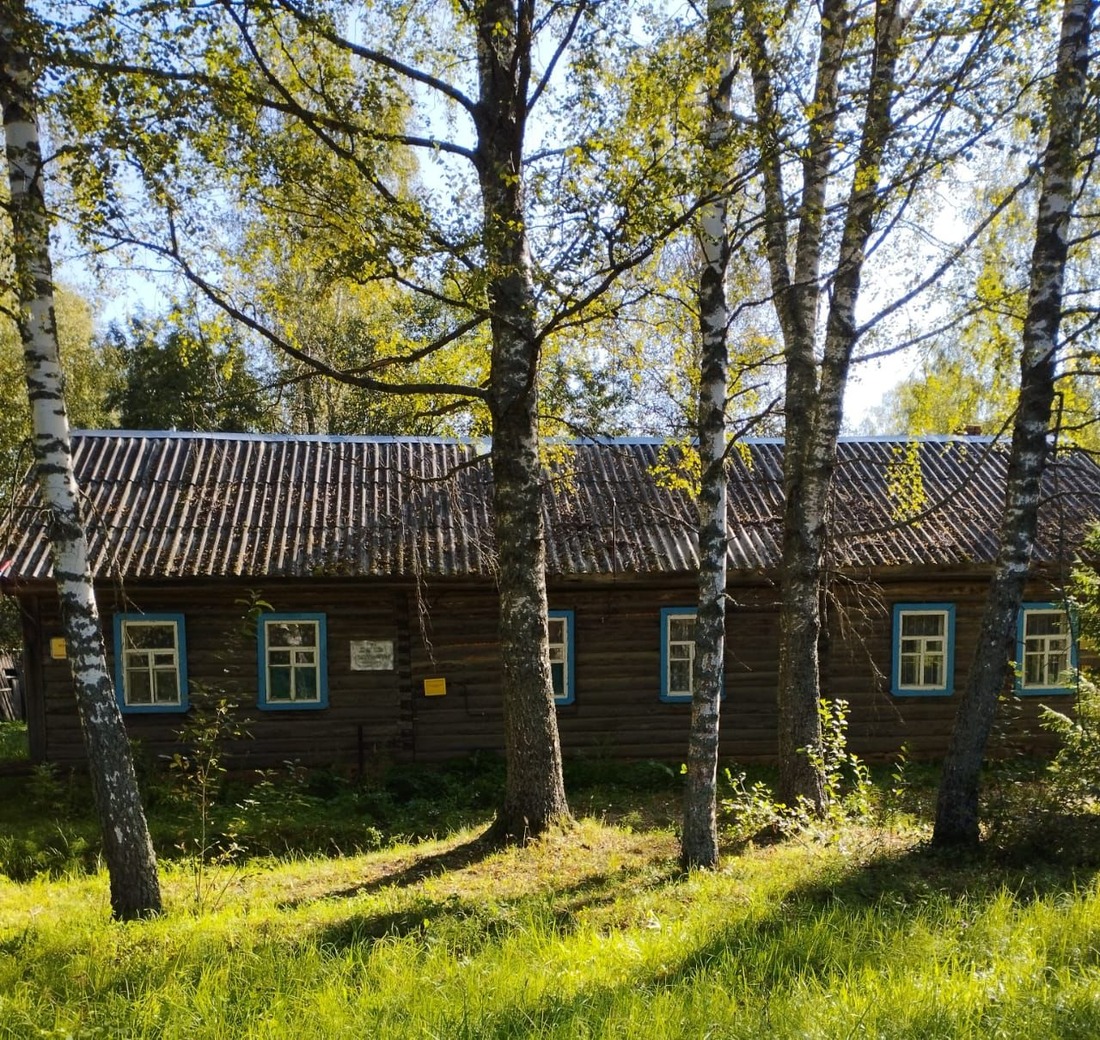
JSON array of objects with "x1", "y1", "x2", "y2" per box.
[
  {"x1": 277, "y1": 833, "x2": 498, "y2": 910},
  {"x1": 413, "y1": 832, "x2": 1100, "y2": 1038},
  {"x1": 311, "y1": 856, "x2": 680, "y2": 956}
]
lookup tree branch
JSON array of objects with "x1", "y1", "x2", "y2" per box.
[
  {"x1": 270, "y1": 0, "x2": 479, "y2": 115},
  {"x1": 153, "y1": 213, "x2": 488, "y2": 400}
]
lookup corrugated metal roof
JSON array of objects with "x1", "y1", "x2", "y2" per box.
[{"x1": 2, "y1": 431, "x2": 1098, "y2": 581}]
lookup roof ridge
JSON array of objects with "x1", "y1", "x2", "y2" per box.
[{"x1": 69, "y1": 429, "x2": 999, "y2": 446}]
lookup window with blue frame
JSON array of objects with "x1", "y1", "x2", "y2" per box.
[
  {"x1": 891, "y1": 604, "x2": 955, "y2": 696},
  {"x1": 660, "y1": 607, "x2": 697, "y2": 702},
  {"x1": 1017, "y1": 603, "x2": 1076, "y2": 695},
  {"x1": 113, "y1": 613, "x2": 188, "y2": 713},
  {"x1": 258, "y1": 613, "x2": 328, "y2": 709},
  {"x1": 548, "y1": 610, "x2": 575, "y2": 706}
]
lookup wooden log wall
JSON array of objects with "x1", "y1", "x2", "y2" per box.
[
  {"x1": 821, "y1": 573, "x2": 1061, "y2": 759},
  {"x1": 25, "y1": 580, "x2": 409, "y2": 771},
  {"x1": 18, "y1": 568, "x2": 1078, "y2": 770},
  {"x1": 410, "y1": 571, "x2": 1072, "y2": 764}
]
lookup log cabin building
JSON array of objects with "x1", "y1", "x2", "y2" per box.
[{"x1": 2, "y1": 430, "x2": 1099, "y2": 770}]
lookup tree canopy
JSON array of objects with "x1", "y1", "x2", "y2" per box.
[{"x1": 103, "y1": 308, "x2": 274, "y2": 433}]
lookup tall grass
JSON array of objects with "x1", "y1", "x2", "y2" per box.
[{"x1": 3, "y1": 813, "x2": 1100, "y2": 1038}]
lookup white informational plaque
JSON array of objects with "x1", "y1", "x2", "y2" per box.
[{"x1": 350, "y1": 639, "x2": 394, "y2": 671}]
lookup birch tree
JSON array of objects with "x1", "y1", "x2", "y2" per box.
[
  {"x1": 742, "y1": 0, "x2": 1037, "y2": 809},
  {"x1": 0, "y1": 1, "x2": 161, "y2": 919},
  {"x1": 934, "y1": 0, "x2": 1096, "y2": 849},
  {"x1": 681, "y1": 0, "x2": 735, "y2": 871},
  {"x1": 0, "y1": 285, "x2": 115, "y2": 489}
]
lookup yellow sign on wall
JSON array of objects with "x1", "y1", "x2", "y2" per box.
[
  {"x1": 49, "y1": 637, "x2": 67, "y2": 660},
  {"x1": 423, "y1": 677, "x2": 447, "y2": 697}
]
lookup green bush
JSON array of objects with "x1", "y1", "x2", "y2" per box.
[
  {"x1": 720, "y1": 698, "x2": 878, "y2": 843},
  {"x1": 1040, "y1": 674, "x2": 1100, "y2": 810},
  {"x1": 0, "y1": 719, "x2": 28, "y2": 761}
]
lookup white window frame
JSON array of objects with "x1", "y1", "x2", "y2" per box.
[
  {"x1": 1017, "y1": 604, "x2": 1076, "y2": 695},
  {"x1": 113, "y1": 614, "x2": 188, "y2": 713},
  {"x1": 891, "y1": 604, "x2": 955, "y2": 697},
  {"x1": 257, "y1": 613, "x2": 328, "y2": 710},
  {"x1": 548, "y1": 610, "x2": 575, "y2": 706},
  {"x1": 661, "y1": 607, "x2": 697, "y2": 702}
]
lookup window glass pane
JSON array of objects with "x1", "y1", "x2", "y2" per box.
[
  {"x1": 548, "y1": 646, "x2": 564, "y2": 664},
  {"x1": 669, "y1": 643, "x2": 692, "y2": 660},
  {"x1": 669, "y1": 659, "x2": 691, "y2": 695},
  {"x1": 294, "y1": 666, "x2": 318, "y2": 700},
  {"x1": 124, "y1": 623, "x2": 176, "y2": 650},
  {"x1": 269, "y1": 622, "x2": 316, "y2": 648},
  {"x1": 922, "y1": 658, "x2": 943, "y2": 686},
  {"x1": 548, "y1": 618, "x2": 564, "y2": 644},
  {"x1": 551, "y1": 662, "x2": 565, "y2": 698},
  {"x1": 293, "y1": 649, "x2": 316, "y2": 667},
  {"x1": 126, "y1": 670, "x2": 153, "y2": 705},
  {"x1": 1044, "y1": 659, "x2": 1060, "y2": 686},
  {"x1": 268, "y1": 667, "x2": 292, "y2": 700},
  {"x1": 900, "y1": 658, "x2": 918, "y2": 687},
  {"x1": 153, "y1": 671, "x2": 180, "y2": 704},
  {"x1": 1025, "y1": 612, "x2": 1062, "y2": 637},
  {"x1": 1024, "y1": 655, "x2": 1044, "y2": 687},
  {"x1": 902, "y1": 613, "x2": 943, "y2": 638},
  {"x1": 669, "y1": 618, "x2": 695, "y2": 643},
  {"x1": 270, "y1": 649, "x2": 291, "y2": 667}
]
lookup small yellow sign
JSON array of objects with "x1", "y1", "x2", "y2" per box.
[
  {"x1": 49, "y1": 637, "x2": 67, "y2": 660},
  {"x1": 423, "y1": 677, "x2": 447, "y2": 697}
]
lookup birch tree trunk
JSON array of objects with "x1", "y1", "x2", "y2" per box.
[
  {"x1": 0, "y1": 5, "x2": 162, "y2": 918},
  {"x1": 474, "y1": 0, "x2": 570, "y2": 842},
  {"x1": 746, "y1": 0, "x2": 903, "y2": 811},
  {"x1": 934, "y1": 0, "x2": 1094, "y2": 849},
  {"x1": 681, "y1": 0, "x2": 734, "y2": 871}
]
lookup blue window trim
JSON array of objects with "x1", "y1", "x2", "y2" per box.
[
  {"x1": 113, "y1": 613, "x2": 189, "y2": 714},
  {"x1": 257, "y1": 612, "x2": 329, "y2": 711},
  {"x1": 1016, "y1": 602, "x2": 1077, "y2": 696},
  {"x1": 548, "y1": 609, "x2": 575, "y2": 706},
  {"x1": 890, "y1": 603, "x2": 955, "y2": 697},
  {"x1": 660, "y1": 606, "x2": 697, "y2": 703}
]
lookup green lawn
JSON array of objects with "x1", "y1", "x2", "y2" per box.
[{"x1": 1, "y1": 760, "x2": 1099, "y2": 1038}]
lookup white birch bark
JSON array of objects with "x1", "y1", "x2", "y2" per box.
[
  {"x1": 934, "y1": 0, "x2": 1095, "y2": 848},
  {"x1": 0, "y1": 5, "x2": 161, "y2": 918},
  {"x1": 681, "y1": 0, "x2": 734, "y2": 870}
]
